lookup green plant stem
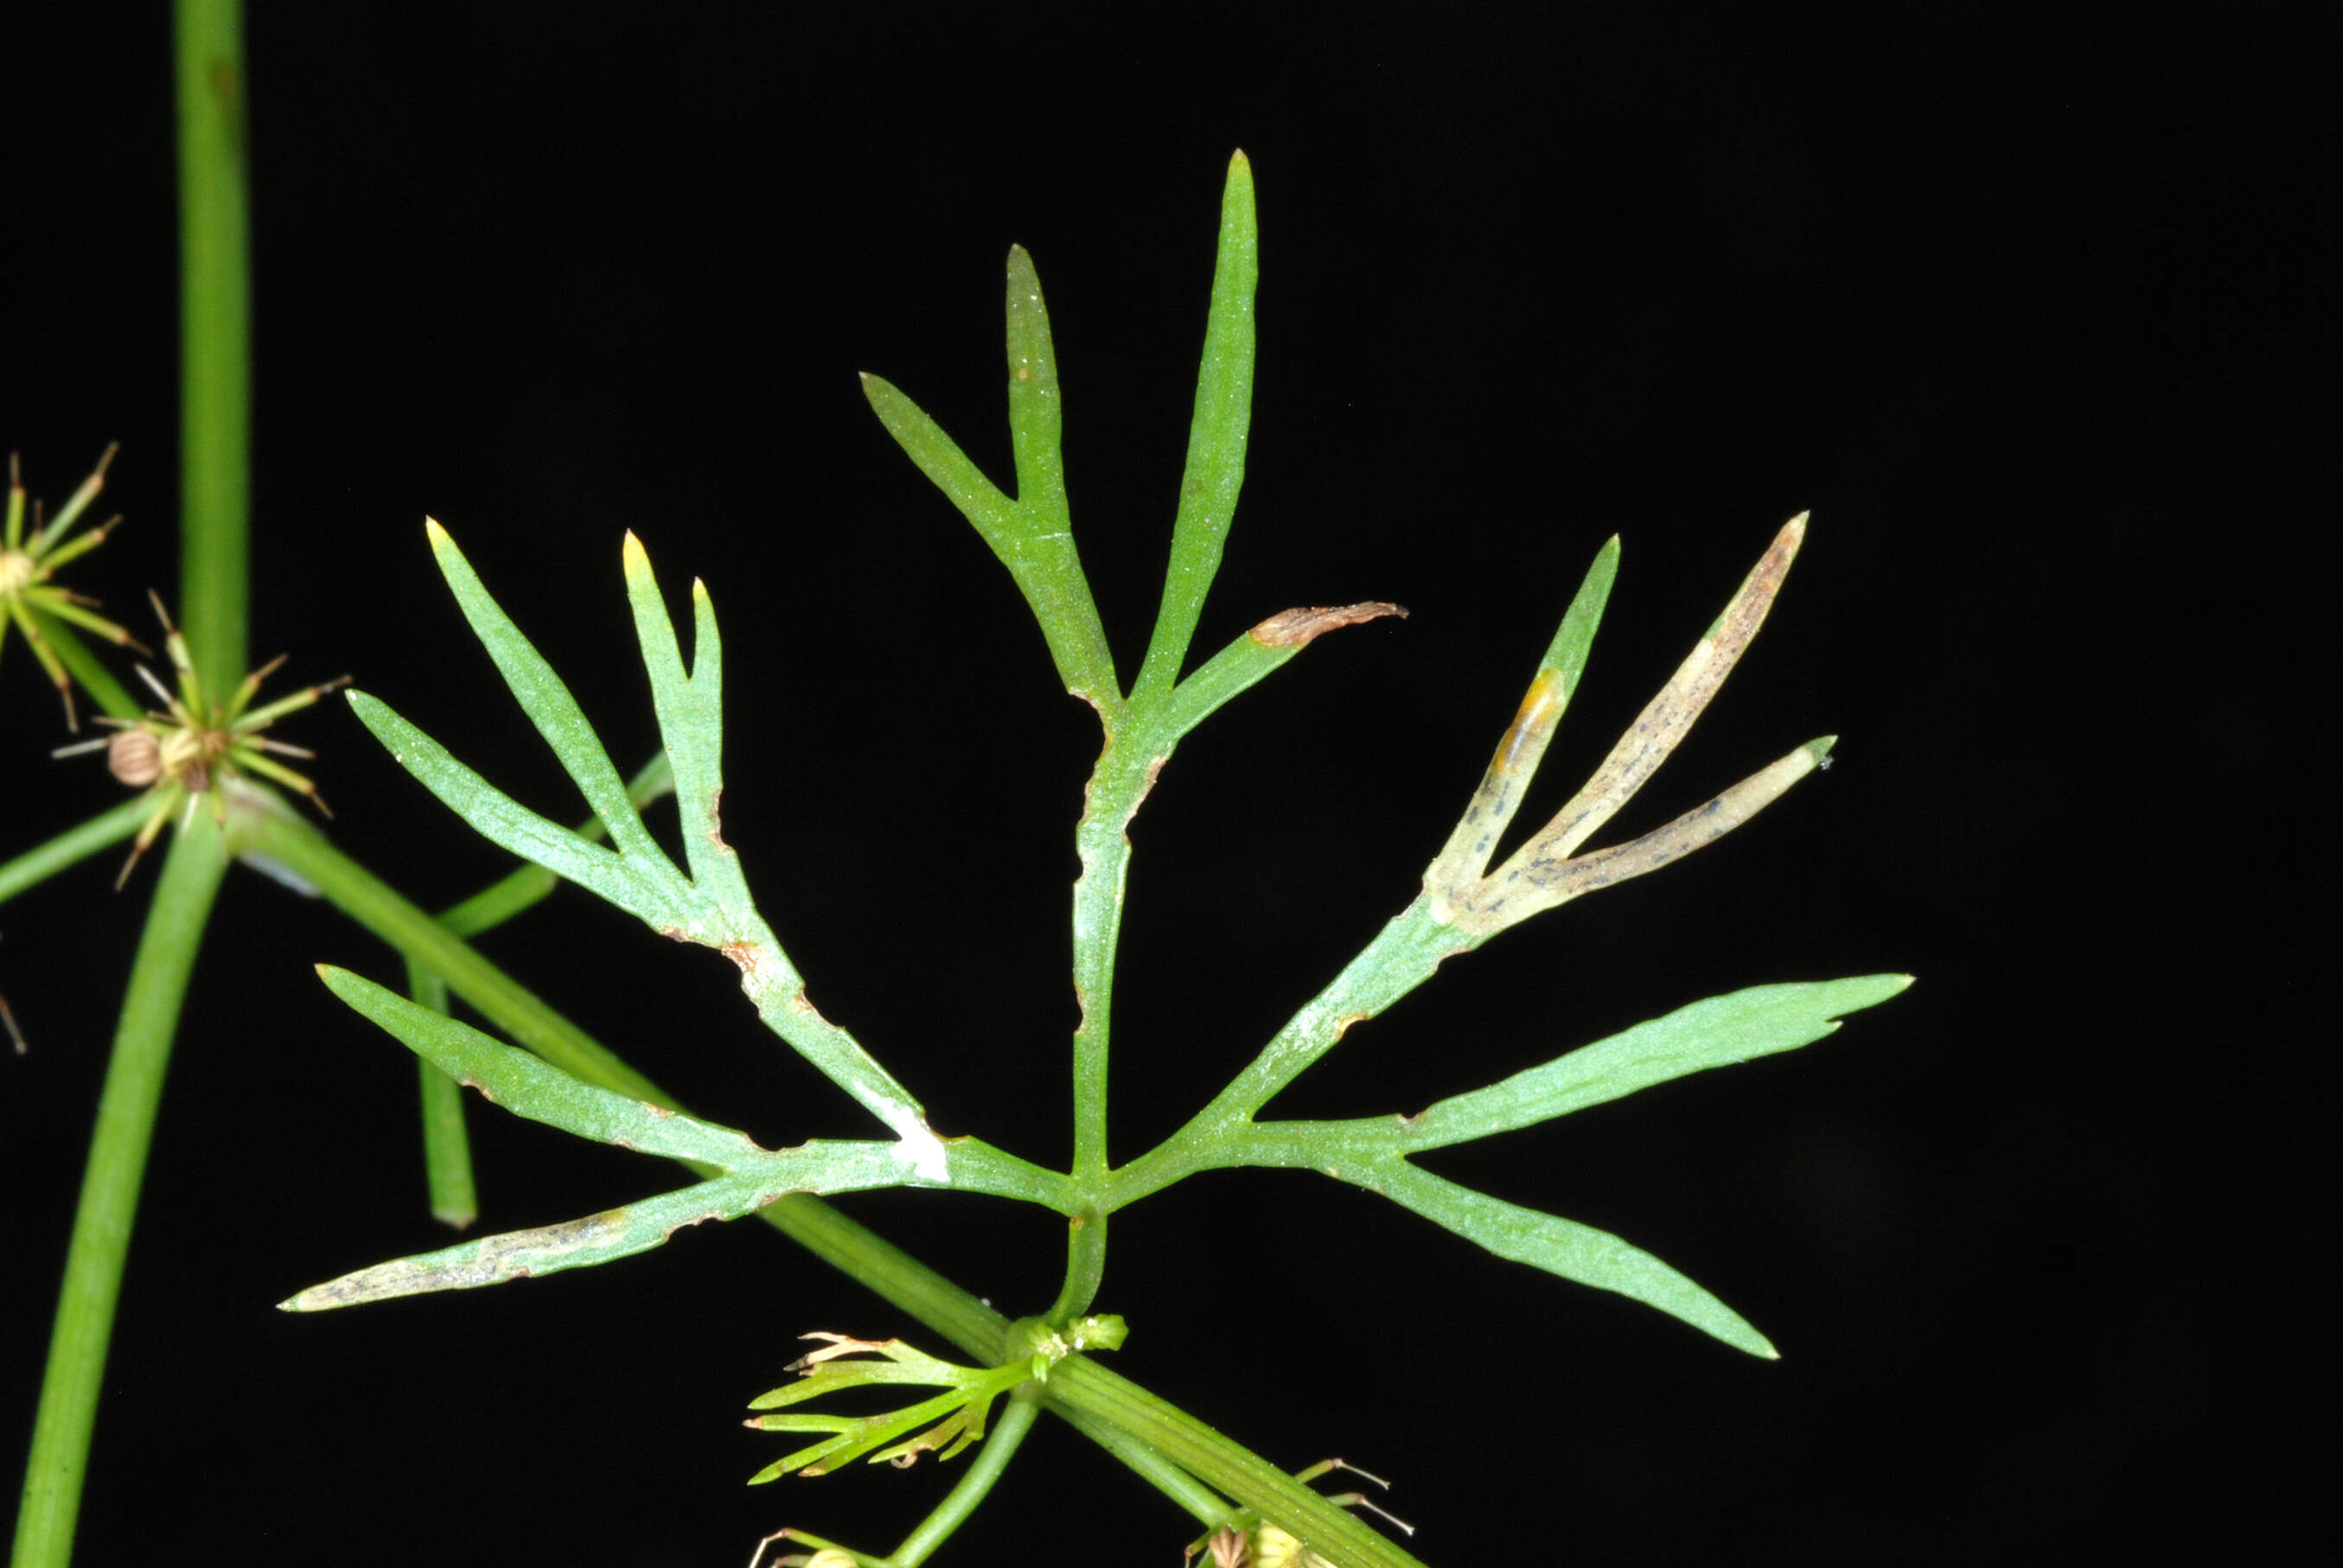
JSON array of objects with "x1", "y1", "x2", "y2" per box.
[
  {"x1": 402, "y1": 959, "x2": 476, "y2": 1227},
  {"x1": 173, "y1": 0, "x2": 249, "y2": 684},
  {"x1": 0, "y1": 799, "x2": 150, "y2": 907},
  {"x1": 1044, "y1": 1355, "x2": 1427, "y2": 1568},
  {"x1": 10, "y1": 820, "x2": 228, "y2": 1568},
  {"x1": 885, "y1": 1381, "x2": 1045, "y2": 1566},
  {"x1": 241, "y1": 804, "x2": 1420, "y2": 1565},
  {"x1": 1044, "y1": 1211, "x2": 1108, "y2": 1325}
]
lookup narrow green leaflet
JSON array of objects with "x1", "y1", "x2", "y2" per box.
[
  {"x1": 425, "y1": 517, "x2": 668, "y2": 869},
  {"x1": 284, "y1": 969, "x2": 1038, "y2": 1311},
  {"x1": 347, "y1": 690, "x2": 678, "y2": 927},
  {"x1": 434, "y1": 750, "x2": 677, "y2": 938},
  {"x1": 1004, "y1": 245, "x2": 1072, "y2": 534},
  {"x1": 1201, "y1": 976, "x2": 1911, "y2": 1354},
  {"x1": 316, "y1": 966, "x2": 771, "y2": 1165},
  {"x1": 1371, "y1": 1161, "x2": 1780, "y2": 1358},
  {"x1": 620, "y1": 534, "x2": 744, "y2": 902},
  {"x1": 1389, "y1": 975, "x2": 1913, "y2": 1151},
  {"x1": 859, "y1": 245, "x2": 1120, "y2": 710},
  {"x1": 1134, "y1": 150, "x2": 1259, "y2": 699}
]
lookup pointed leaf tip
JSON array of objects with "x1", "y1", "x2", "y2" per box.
[{"x1": 423, "y1": 516, "x2": 450, "y2": 547}]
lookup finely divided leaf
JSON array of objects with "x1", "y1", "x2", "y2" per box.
[{"x1": 1373, "y1": 1160, "x2": 1778, "y2": 1358}]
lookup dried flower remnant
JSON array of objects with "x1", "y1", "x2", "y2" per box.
[{"x1": 1249, "y1": 601, "x2": 1408, "y2": 648}]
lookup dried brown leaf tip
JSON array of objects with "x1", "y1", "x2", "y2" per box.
[
  {"x1": 1248, "y1": 600, "x2": 1408, "y2": 648},
  {"x1": 1427, "y1": 515, "x2": 1830, "y2": 940}
]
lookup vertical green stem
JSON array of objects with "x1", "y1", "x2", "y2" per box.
[
  {"x1": 10, "y1": 824, "x2": 229, "y2": 1567},
  {"x1": 402, "y1": 960, "x2": 478, "y2": 1228},
  {"x1": 173, "y1": 0, "x2": 250, "y2": 683},
  {"x1": 1044, "y1": 1212, "x2": 1108, "y2": 1325}
]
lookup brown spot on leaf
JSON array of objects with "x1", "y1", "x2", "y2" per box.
[
  {"x1": 1331, "y1": 1011, "x2": 1371, "y2": 1040},
  {"x1": 720, "y1": 940, "x2": 757, "y2": 974},
  {"x1": 1248, "y1": 601, "x2": 1408, "y2": 648}
]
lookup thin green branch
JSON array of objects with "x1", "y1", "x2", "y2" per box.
[
  {"x1": 402, "y1": 958, "x2": 477, "y2": 1228},
  {"x1": 173, "y1": 0, "x2": 249, "y2": 684},
  {"x1": 0, "y1": 798, "x2": 150, "y2": 908},
  {"x1": 10, "y1": 819, "x2": 228, "y2": 1568},
  {"x1": 1044, "y1": 1211, "x2": 1108, "y2": 1325}
]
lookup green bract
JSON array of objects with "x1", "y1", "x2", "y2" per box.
[{"x1": 290, "y1": 152, "x2": 1906, "y2": 1566}]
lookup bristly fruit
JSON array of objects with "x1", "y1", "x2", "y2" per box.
[
  {"x1": 53, "y1": 591, "x2": 348, "y2": 886},
  {"x1": 0, "y1": 444, "x2": 144, "y2": 731}
]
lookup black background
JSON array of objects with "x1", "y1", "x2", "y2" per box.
[{"x1": 1, "y1": 6, "x2": 2314, "y2": 1565}]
